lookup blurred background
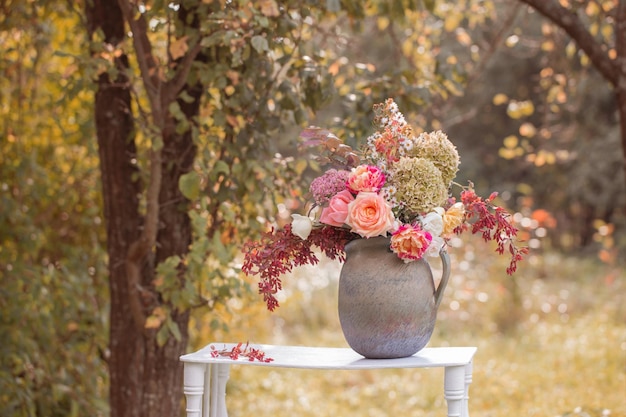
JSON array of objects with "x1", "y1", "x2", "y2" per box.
[{"x1": 1, "y1": 1, "x2": 624, "y2": 416}]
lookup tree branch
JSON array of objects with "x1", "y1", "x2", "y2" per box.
[
  {"x1": 125, "y1": 144, "x2": 162, "y2": 333},
  {"x1": 117, "y1": 0, "x2": 165, "y2": 332},
  {"x1": 165, "y1": 42, "x2": 203, "y2": 103},
  {"x1": 517, "y1": 0, "x2": 619, "y2": 87},
  {"x1": 117, "y1": 0, "x2": 162, "y2": 111}
]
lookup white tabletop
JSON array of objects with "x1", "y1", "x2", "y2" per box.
[{"x1": 180, "y1": 343, "x2": 477, "y2": 370}]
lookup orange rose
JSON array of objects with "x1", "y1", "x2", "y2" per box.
[
  {"x1": 390, "y1": 224, "x2": 433, "y2": 261},
  {"x1": 345, "y1": 192, "x2": 395, "y2": 238}
]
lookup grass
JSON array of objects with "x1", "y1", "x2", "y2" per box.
[{"x1": 190, "y1": 241, "x2": 626, "y2": 417}]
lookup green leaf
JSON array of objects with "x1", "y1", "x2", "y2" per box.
[
  {"x1": 179, "y1": 171, "x2": 201, "y2": 200},
  {"x1": 165, "y1": 316, "x2": 182, "y2": 342},
  {"x1": 211, "y1": 232, "x2": 230, "y2": 264},
  {"x1": 251, "y1": 35, "x2": 268, "y2": 54},
  {"x1": 156, "y1": 325, "x2": 170, "y2": 347},
  {"x1": 210, "y1": 160, "x2": 230, "y2": 181}
]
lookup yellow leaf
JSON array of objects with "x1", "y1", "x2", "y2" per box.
[
  {"x1": 503, "y1": 135, "x2": 519, "y2": 149},
  {"x1": 456, "y1": 28, "x2": 471, "y2": 46},
  {"x1": 153, "y1": 275, "x2": 164, "y2": 287},
  {"x1": 498, "y1": 148, "x2": 516, "y2": 160},
  {"x1": 258, "y1": 0, "x2": 280, "y2": 17},
  {"x1": 169, "y1": 36, "x2": 189, "y2": 60},
  {"x1": 519, "y1": 123, "x2": 536, "y2": 137},
  {"x1": 145, "y1": 316, "x2": 162, "y2": 329},
  {"x1": 505, "y1": 35, "x2": 519, "y2": 48},
  {"x1": 444, "y1": 14, "x2": 461, "y2": 32},
  {"x1": 541, "y1": 40, "x2": 554, "y2": 52},
  {"x1": 585, "y1": 2, "x2": 600, "y2": 16},
  {"x1": 580, "y1": 54, "x2": 590, "y2": 66},
  {"x1": 145, "y1": 307, "x2": 166, "y2": 329},
  {"x1": 492, "y1": 93, "x2": 508, "y2": 106},
  {"x1": 601, "y1": 25, "x2": 613, "y2": 41},
  {"x1": 377, "y1": 17, "x2": 390, "y2": 31}
]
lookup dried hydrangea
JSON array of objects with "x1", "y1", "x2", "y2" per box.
[
  {"x1": 389, "y1": 157, "x2": 448, "y2": 216},
  {"x1": 408, "y1": 130, "x2": 460, "y2": 186}
]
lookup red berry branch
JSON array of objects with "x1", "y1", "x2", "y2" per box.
[
  {"x1": 457, "y1": 189, "x2": 529, "y2": 274},
  {"x1": 210, "y1": 342, "x2": 274, "y2": 363},
  {"x1": 242, "y1": 224, "x2": 356, "y2": 311}
]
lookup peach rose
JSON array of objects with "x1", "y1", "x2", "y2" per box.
[
  {"x1": 320, "y1": 189, "x2": 355, "y2": 227},
  {"x1": 441, "y1": 202, "x2": 466, "y2": 236},
  {"x1": 390, "y1": 224, "x2": 433, "y2": 261},
  {"x1": 347, "y1": 165, "x2": 386, "y2": 193},
  {"x1": 345, "y1": 192, "x2": 395, "y2": 238}
]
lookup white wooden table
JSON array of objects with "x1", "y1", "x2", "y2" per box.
[{"x1": 180, "y1": 343, "x2": 476, "y2": 417}]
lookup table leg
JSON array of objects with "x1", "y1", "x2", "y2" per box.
[
  {"x1": 209, "y1": 363, "x2": 231, "y2": 417},
  {"x1": 183, "y1": 362, "x2": 207, "y2": 417},
  {"x1": 444, "y1": 365, "x2": 466, "y2": 417},
  {"x1": 463, "y1": 361, "x2": 473, "y2": 417}
]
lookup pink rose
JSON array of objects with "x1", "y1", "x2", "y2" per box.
[
  {"x1": 390, "y1": 224, "x2": 433, "y2": 262},
  {"x1": 320, "y1": 189, "x2": 355, "y2": 227},
  {"x1": 345, "y1": 192, "x2": 395, "y2": 238},
  {"x1": 347, "y1": 165, "x2": 386, "y2": 193}
]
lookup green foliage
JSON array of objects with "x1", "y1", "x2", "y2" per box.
[{"x1": 0, "y1": 3, "x2": 108, "y2": 416}]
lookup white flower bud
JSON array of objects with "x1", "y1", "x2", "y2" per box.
[{"x1": 291, "y1": 214, "x2": 313, "y2": 240}]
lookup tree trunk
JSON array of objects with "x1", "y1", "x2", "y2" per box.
[{"x1": 87, "y1": 2, "x2": 200, "y2": 416}]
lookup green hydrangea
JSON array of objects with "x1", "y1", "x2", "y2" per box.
[
  {"x1": 406, "y1": 130, "x2": 460, "y2": 186},
  {"x1": 390, "y1": 157, "x2": 448, "y2": 215}
]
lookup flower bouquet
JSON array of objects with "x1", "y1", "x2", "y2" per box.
[{"x1": 243, "y1": 99, "x2": 528, "y2": 311}]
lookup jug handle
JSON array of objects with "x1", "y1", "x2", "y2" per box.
[{"x1": 434, "y1": 250, "x2": 451, "y2": 309}]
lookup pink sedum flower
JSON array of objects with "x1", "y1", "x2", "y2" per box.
[
  {"x1": 310, "y1": 169, "x2": 351, "y2": 206},
  {"x1": 320, "y1": 189, "x2": 355, "y2": 227},
  {"x1": 347, "y1": 165, "x2": 386, "y2": 193},
  {"x1": 345, "y1": 192, "x2": 395, "y2": 238},
  {"x1": 390, "y1": 224, "x2": 433, "y2": 262}
]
